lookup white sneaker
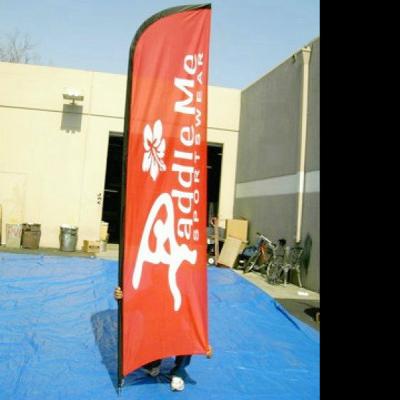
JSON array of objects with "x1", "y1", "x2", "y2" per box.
[
  {"x1": 143, "y1": 365, "x2": 161, "y2": 377},
  {"x1": 170, "y1": 376, "x2": 185, "y2": 391}
]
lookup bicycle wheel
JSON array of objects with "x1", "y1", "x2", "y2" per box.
[
  {"x1": 243, "y1": 252, "x2": 259, "y2": 273},
  {"x1": 265, "y1": 263, "x2": 273, "y2": 283},
  {"x1": 258, "y1": 253, "x2": 272, "y2": 276},
  {"x1": 266, "y1": 262, "x2": 280, "y2": 284},
  {"x1": 258, "y1": 262, "x2": 268, "y2": 275}
]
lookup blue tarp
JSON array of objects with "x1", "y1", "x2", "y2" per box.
[{"x1": 0, "y1": 253, "x2": 319, "y2": 399}]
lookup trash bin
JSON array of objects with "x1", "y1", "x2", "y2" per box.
[
  {"x1": 100, "y1": 221, "x2": 109, "y2": 241},
  {"x1": 6, "y1": 223, "x2": 23, "y2": 248},
  {"x1": 21, "y1": 223, "x2": 41, "y2": 249},
  {"x1": 100, "y1": 233, "x2": 109, "y2": 252},
  {"x1": 59, "y1": 224, "x2": 78, "y2": 252}
]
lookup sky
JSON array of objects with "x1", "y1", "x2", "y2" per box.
[{"x1": 0, "y1": 0, "x2": 319, "y2": 89}]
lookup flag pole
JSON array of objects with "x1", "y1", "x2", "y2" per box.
[{"x1": 117, "y1": 26, "x2": 135, "y2": 396}]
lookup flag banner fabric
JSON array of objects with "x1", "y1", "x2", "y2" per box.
[{"x1": 119, "y1": 4, "x2": 212, "y2": 380}]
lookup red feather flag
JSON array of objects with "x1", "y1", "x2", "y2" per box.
[{"x1": 118, "y1": 4, "x2": 212, "y2": 385}]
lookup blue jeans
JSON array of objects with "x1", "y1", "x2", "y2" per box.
[{"x1": 143, "y1": 355, "x2": 192, "y2": 379}]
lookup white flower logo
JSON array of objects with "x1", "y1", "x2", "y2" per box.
[{"x1": 142, "y1": 120, "x2": 166, "y2": 181}]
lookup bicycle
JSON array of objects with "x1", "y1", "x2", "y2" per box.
[
  {"x1": 281, "y1": 243, "x2": 304, "y2": 288},
  {"x1": 264, "y1": 239, "x2": 287, "y2": 284},
  {"x1": 265, "y1": 240, "x2": 304, "y2": 287},
  {"x1": 240, "y1": 233, "x2": 304, "y2": 288},
  {"x1": 242, "y1": 232, "x2": 274, "y2": 274}
]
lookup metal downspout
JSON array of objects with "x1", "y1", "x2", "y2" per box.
[{"x1": 296, "y1": 46, "x2": 312, "y2": 243}]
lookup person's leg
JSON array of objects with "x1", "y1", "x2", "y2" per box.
[
  {"x1": 142, "y1": 359, "x2": 162, "y2": 377},
  {"x1": 171, "y1": 355, "x2": 191, "y2": 379},
  {"x1": 170, "y1": 355, "x2": 191, "y2": 391}
]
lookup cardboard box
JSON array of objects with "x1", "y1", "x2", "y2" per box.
[
  {"x1": 217, "y1": 236, "x2": 243, "y2": 268},
  {"x1": 21, "y1": 224, "x2": 41, "y2": 249},
  {"x1": 82, "y1": 240, "x2": 101, "y2": 253},
  {"x1": 226, "y1": 219, "x2": 248, "y2": 243}
]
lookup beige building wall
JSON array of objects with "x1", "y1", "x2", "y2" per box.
[
  {"x1": 207, "y1": 86, "x2": 240, "y2": 228},
  {"x1": 0, "y1": 62, "x2": 240, "y2": 248}
]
